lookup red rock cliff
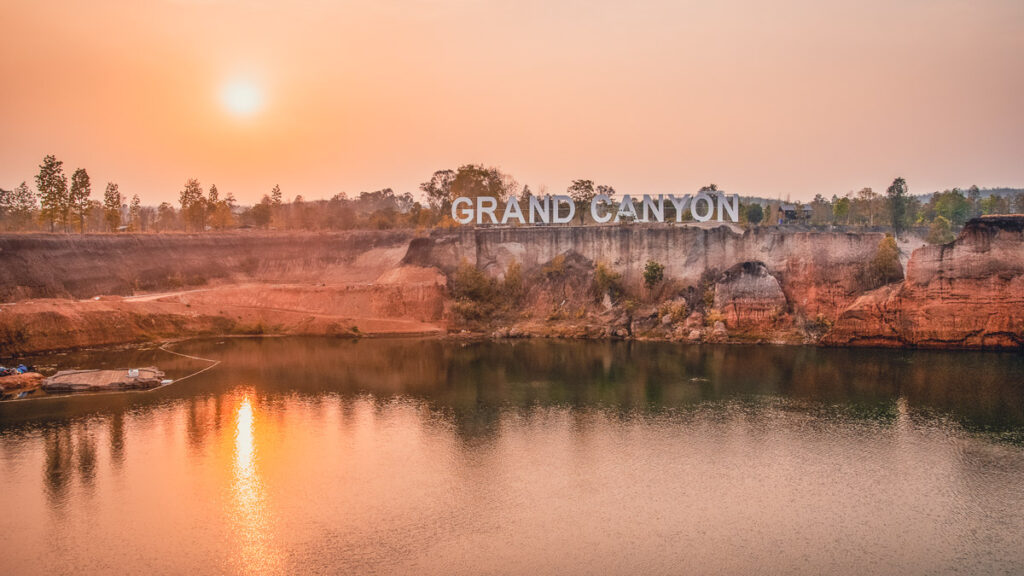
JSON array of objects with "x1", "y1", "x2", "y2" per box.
[{"x1": 824, "y1": 216, "x2": 1024, "y2": 349}]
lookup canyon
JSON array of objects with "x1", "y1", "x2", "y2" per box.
[{"x1": 0, "y1": 216, "x2": 1021, "y2": 355}]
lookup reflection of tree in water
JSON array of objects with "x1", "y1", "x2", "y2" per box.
[
  {"x1": 8, "y1": 337, "x2": 1024, "y2": 498},
  {"x1": 76, "y1": 424, "x2": 97, "y2": 489},
  {"x1": 109, "y1": 411, "x2": 125, "y2": 468},
  {"x1": 43, "y1": 426, "x2": 74, "y2": 507}
]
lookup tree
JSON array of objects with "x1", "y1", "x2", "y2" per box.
[
  {"x1": 856, "y1": 187, "x2": 879, "y2": 226},
  {"x1": 745, "y1": 203, "x2": 764, "y2": 226},
  {"x1": 967, "y1": 185, "x2": 982, "y2": 218},
  {"x1": 69, "y1": 168, "x2": 92, "y2": 233},
  {"x1": 251, "y1": 195, "x2": 272, "y2": 228},
  {"x1": 103, "y1": 182, "x2": 122, "y2": 232},
  {"x1": 567, "y1": 179, "x2": 595, "y2": 224},
  {"x1": 156, "y1": 202, "x2": 176, "y2": 232},
  {"x1": 862, "y1": 234, "x2": 903, "y2": 288},
  {"x1": 420, "y1": 169, "x2": 456, "y2": 212},
  {"x1": 643, "y1": 260, "x2": 665, "y2": 289},
  {"x1": 178, "y1": 178, "x2": 205, "y2": 232},
  {"x1": 0, "y1": 182, "x2": 37, "y2": 230},
  {"x1": 926, "y1": 215, "x2": 954, "y2": 244},
  {"x1": 886, "y1": 177, "x2": 909, "y2": 236},
  {"x1": 450, "y1": 164, "x2": 513, "y2": 202},
  {"x1": 36, "y1": 154, "x2": 68, "y2": 232},
  {"x1": 933, "y1": 189, "x2": 971, "y2": 226},
  {"x1": 129, "y1": 194, "x2": 141, "y2": 231},
  {"x1": 832, "y1": 196, "x2": 851, "y2": 225}
]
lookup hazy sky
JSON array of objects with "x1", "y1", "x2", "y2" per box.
[{"x1": 2, "y1": 0, "x2": 1022, "y2": 205}]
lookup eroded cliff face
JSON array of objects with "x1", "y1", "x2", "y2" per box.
[
  {"x1": 825, "y1": 216, "x2": 1024, "y2": 348},
  {"x1": 1, "y1": 219, "x2": 1020, "y2": 354},
  {"x1": 406, "y1": 225, "x2": 885, "y2": 324},
  {"x1": 0, "y1": 231, "x2": 414, "y2": 301}
]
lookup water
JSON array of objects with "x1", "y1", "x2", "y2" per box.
[{"x1": 1, "y1": 338, "x2": 1023, "y2": 575}]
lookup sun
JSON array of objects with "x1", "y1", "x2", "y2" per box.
[{"x1": 221, "y1": 80, "x2": 264, "y2": 117}]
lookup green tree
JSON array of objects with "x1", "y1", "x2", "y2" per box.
[
  {"x1": 862, "y1": 234, "x2": 903, "y2": 288},
  {"x1": 36, "y1": 154, "x2": 68, "y2": 232},
  {"x1": 926, "y1": 215, "x2": 954, "y2": 244},
  {"x1": 967, "y1": 185, "x2": 982, "y2": 218},
  {"x1": 103, "y1": 182, "x2": 122, "y2": 232},
  {"x1": 832, "y1": 196, "x2": 851, "y2": 225},
  {"x1": 745, "y1": 203, "x2": 764, "y2": 226},
  {"x1": 69, "y1": 168, "x2": 92, "y2": 233},
  {"x1": 567, "y1": 179, "x2": 595, "y2": 224},
  {"x1": 643, "y1": 260, "x2": 665, "y2": 289},
  {"x1": 980, "y1": 194, "x2": 1010, "y2": 215},
  {"x1": 934, "y1": 189, "x2": 971, "y2": 226},
  {"x1": 885, "y1": 177, "x2": 909, "y2": 236}
]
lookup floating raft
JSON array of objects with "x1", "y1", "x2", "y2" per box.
[{"x1": 42, "y1": 367, "x2": 166, "y2": 393}]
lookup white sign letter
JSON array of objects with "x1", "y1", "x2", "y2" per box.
[
  {"x1": 452, "y1": 197, "x2": 473, "y2": 224},
  {"x1": 591, "y1": 194, "x2": 613, "y2": 223},
  {"x1": 552, "y1": 195, "x2": 575, "y2": 224}
]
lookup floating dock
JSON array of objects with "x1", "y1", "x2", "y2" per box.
[{"x1": 42, "y1": 368, "x2": 166, "y2": 393}]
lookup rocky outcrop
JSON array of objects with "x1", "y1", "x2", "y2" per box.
[
  {"x1": 825, "y1": 216, "x2": 1024, "y2": 349},
  {"x1": 0, "y1": 231, "x2": 415, "y2": 301},
  {"x1": 404, "y1": 225, "x2": 885, "y2": 323},
  {"x1": 712, "y1": 261, "x2": 786, "y2": 332}
]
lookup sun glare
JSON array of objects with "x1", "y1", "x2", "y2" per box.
[{"x1": 221, "y1": 80, "x2": 263, "y2": 117}]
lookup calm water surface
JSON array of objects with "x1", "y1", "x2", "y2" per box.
[{"x1": 1, "y1": 338, "x2": 1023, "y2": 575}]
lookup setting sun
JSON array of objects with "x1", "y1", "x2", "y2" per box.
[{"x1": 221, "y1": 80, "x2": 264, "y2": 118}]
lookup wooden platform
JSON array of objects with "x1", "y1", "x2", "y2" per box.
[{"x1": 42, "y1": 367, "x2": 166, "y2": 392}]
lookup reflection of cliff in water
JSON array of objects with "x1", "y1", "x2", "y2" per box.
[{"x1": 3, "y1": 338, "x2": 1022, "y2": 442}]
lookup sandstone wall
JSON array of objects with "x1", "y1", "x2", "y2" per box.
[
  {"x1": 825, "y1": 216, "x2": 1024, "y2": 348},
  {"x1": 406, "y1": 225, "x2": 886, "y2": 320},
  {"x1": 0, "y1": 231, "x2": 414, "y2": 301}
]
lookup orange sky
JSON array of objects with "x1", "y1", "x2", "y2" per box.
[{"x1": 2, "y1": 0, "x2": 1022, "y2": 205}]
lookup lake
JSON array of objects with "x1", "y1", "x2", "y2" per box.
[{"x1": 1, "y1": 338, "x2": 1023, "y2": 575}]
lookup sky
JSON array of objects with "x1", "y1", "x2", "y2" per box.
[{"x1": 2, "y1": 0, "x2": 1022, "y2": 205}]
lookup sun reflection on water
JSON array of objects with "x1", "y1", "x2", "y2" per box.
[{"x1": 231, "y1": 395, "x2": 280, "y2": 574}]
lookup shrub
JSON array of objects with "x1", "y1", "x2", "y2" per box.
[
  {"x1": 702, "y1": 284, "x2": 716, "y2": 311},
  {"x1": 704, "y1": 308, "x2": 725, "y2": 326},
  {"x1": 745, "y1": 203, "x2": 764, "y2": 226},
  {"x1": 541, "y1": 254, "x2": 567, "y2": 279},
  {"x1": 450, "y1": 260, "x2": 501, "y2": 320},
  {"x1": 658, "y1": 300, "x2": 689, "y2": 324},
  {"x1": 643, "y1": 260, "x2": 665, "y2": 289},
  {"x1": 592, "y1": 262, "x2": 623, "y2": 299},
  {"x1": 451, "y1": 260, "x2": 497, "y2": 302},
  {"x1": 862, "y1": 234, "x2": 903, "y2": 288},
  {"x1": 926, "y1": 215, "x2": 955, "y2": 245},
  {"x1": 502, "y1": 261, "x2": 524, "y2": 301}
]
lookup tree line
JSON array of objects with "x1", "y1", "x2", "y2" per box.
[{"x1": 2, "y1": 155, "x2": 1021, "y2": 241}]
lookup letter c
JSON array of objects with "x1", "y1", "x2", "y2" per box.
[{"x1": 591, "y1": 194, "x2": 612, "y2": 223}]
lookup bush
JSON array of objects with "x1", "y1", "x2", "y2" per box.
[
  {"x1": 451, "y1": 260, "x2": 497, "y2": 302},
  {"x1": 592, "y1": 262, "x2": 623, "y2": 299},
  {"x1": 926, "y1": 215, "x2": 954, "y2": 245},
  {"x1": 541, "y1": 254, "x2": 567, "y2": 279},
  {"x1": 502, "y1": 261, "x2": 524, "y2": 301},
  {"x1": 659, "y1": 300, "x2": 689, "y2": 324},
  {"x1": 745, "y1": 203, "x2": 764, "y2": 226},
  {"x1": 643, "y1": 260, "x2": 665, "y2": 289},
  {"x1": 862, "y1": 234, "x2": 903, "y2": 288}
]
